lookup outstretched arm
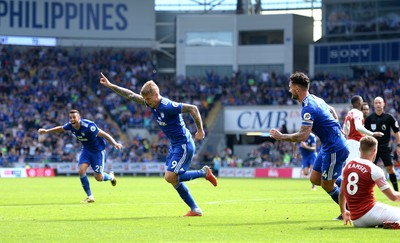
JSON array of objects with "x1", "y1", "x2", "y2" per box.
[
  {"x1": 270, "y1": 125, "x2": 312, "y2": 143},
  {"x1": 97, "y1": 129, "x2": 123, "y2": 151},
  {"x1": 100, "y1": 72, "x2": 145, "y2": 105},
  {"x1": 182, "y1": 103, "x2": 205, "y2": 140},
  {"x1": 38, "y1": 126, "x2": 64, "y2": 135}
]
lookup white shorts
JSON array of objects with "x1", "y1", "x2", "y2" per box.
[
  {"x1": 345, "y1": 139, "x2": 360, "y2": 164},
  {"x1": 353, "y1": 202, "x2": 400, "y2": 227}
]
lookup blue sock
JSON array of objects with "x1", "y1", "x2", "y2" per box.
[
  {"x1": 102, "y1": 172, "x2": 111, "y2": 181},
  {"x1": 80, "y1": 174, "x2": 92, "y2": 197},
  {"x1": 175, "y1": 182, "x2": 198, "y2": 210},
  {"x1": 328, "y1": 186, "x2": 340, "y2": 204},
  {"x1": 178, "y1": 170, "x2": 205, "y2": 182}
]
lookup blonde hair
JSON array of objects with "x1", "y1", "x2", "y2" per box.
[
  {"x1": 140, "y1": 80, "x2": 159, "y2": 96},
  {"x1": 359, "y1": 136, "x2": 377, "y2": 154}
]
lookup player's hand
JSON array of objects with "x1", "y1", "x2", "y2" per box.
[
  {"x1": 100, "y1": 72, "x2": 111, "y2": 87},
  {"x1": 194, "y1": 129, "x2": 205, "y2": 141},
  {"x1": 38, "y1": 128, "x2": 47, "y2": 135},
  {"x1": 114, "y1": 143, "x2": 123, "y2": 151},
  {"x1": 342, "y1": 211, "x2": 352, "y2": 226},
  {"x1": 372, "y1": 132, "x2": 384, "y2": 137},
  {"x1": 269, "y1": 128, "x2": 282, "y2": 140}
]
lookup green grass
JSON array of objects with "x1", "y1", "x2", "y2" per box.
[{"x1": 0, "y1": 176, "x2": 399, "y2": 242}]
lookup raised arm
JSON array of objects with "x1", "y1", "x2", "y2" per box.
[
  {"x1": 100, "y1": 72, "x2": 145, "y2": 105},
  {"x1": 38, "y1": 126, "x2": 64, "y2": 135},
  {"x1": 182, "y1": 103, "x2": 205, "y2": 140}
]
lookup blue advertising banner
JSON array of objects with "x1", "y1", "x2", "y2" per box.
[{"x1": 314, "y1": 41, "x2": 400, "y2": 65}]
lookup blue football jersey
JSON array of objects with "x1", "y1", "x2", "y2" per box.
[
  {"x1": 63, "y1": 119, "x2": 106, "y2": 152},
  {"x1": 299, "y1": 133, "x2": 317, "y2": 157},
  {"x1": 301, "y1": 94, "x2": 346, "y2": 152},
  {"x1": 149, "y1": 97, "x2": 192, "y2": 146}
]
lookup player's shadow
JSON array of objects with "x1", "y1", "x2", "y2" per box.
[
  {"x1": 40, "y1": 216, "x2": 178, "y2": 222},
  {"x1": 190, "y1": 220, "x2": 310, "y2": 227},
  {"x1": 0, "y1": 202, "x2": 80, "y2": 207}
]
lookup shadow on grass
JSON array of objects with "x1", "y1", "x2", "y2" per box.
[
  {"x1": 39, "y1": 216, "x2": 179, "y2": 222},
  {"x1": 0, "y1": 202, "x2": 82, "y2": 207},
  {"x1": 190, "y1": 220, "x2": 310, "y2": 227}
]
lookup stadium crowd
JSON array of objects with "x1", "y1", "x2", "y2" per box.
[{"x1": 0, "y1": 45, "x2": 400, "y2": 169}]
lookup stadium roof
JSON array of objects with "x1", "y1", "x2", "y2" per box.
[{"x1": 155, "y1": 0, "x2": 322, "y2": 12}]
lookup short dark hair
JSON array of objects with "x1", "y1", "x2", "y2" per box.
[
  {"x1": 289, "y1": 72, "x2": 309, "y2": 89},
  {"x1": 351, "y1": 95, "x2": 362, "y2": 106},
  {"x1": 361, "y1": 102, "x2": 369, "y2": 110},
  {"x1": 69, "y1": 109, "x2": 80, "y2": 115}
]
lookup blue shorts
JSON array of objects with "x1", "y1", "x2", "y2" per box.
[
  {"x1": 302, "y1": 154, "x2": 317, "y2": 169},
  {"x1": 313, "y1": 146, "x2": 349, "y2": 181},
  {"x1": 165, "y1": 139, "x2": 195, "y2": 174},
  {"x1": 78, "y1": 149, "x2": 106, "y2": 174}
]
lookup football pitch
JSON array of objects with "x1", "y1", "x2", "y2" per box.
[{"x1": 0, "y1": 176, "x2": 399, "y2": 242}]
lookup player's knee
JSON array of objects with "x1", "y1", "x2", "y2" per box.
[
  {"x1": 164, "y1": 173, "x2": 177, "y2": 184},
  {"x1": 94, "y1": 174, "x2": 103, "y2": 181},
  {"x1": 310, "y1": 176, "x2": 320, "y2": 185},
  {"x1": 387, "y1": 166, "x2": 395, "y2": 174}
]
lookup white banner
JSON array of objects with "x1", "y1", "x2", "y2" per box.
[
  {"x1": 224, "y1": 104, "x2": 350, "y2": 134},
  {"x1": 218, "y1": 168, "x2": 255, "y2": 178},
  {"x1": 0, "y1": 0, "x2": 154, "y2": 40},
  {"x1": 55, "y1": 162, "x2": 165, "y2": 174},
  {"x1": 0, "y1": 168, "x2": 27, "y2": 178}
]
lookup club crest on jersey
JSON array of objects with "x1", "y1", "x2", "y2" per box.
[
  {"x1": 90, "y1": 126, "x2": 96, "y2": 132},
  {"x1": 371, "y1": 124, "x2": 376, "y2": 131},
  {"x1": 303, "y1": 113, "x2": 311, "y2": 120},
  {"x1": 172, "y1": 102, "x2": 179, "y2": 107},
  {"x1": 161, "y1": 112, "x2": 164, "y2": 118}
]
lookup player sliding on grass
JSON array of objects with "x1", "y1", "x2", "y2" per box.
[
  {"x1": 340, "y1": 136, "x2": 400, "y2": 229},
  {"x1": 38, "y1": 109, "x2": 123, "y2": 203},
  {"x1": 99, "y1": 73, "x2": 217, "y2": 216}
]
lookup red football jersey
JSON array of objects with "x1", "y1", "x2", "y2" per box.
[
  {"x1": 343, "y1": 108, "x2": 364, "y2": 141},
  {"x1": 342, "y1": 158, "x2": 390, "y2": 220}
]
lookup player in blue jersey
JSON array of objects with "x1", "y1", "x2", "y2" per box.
[
  {"x1": 38, "y1": 109, "x2": 123, "y2": 203},
  {"x1": 270, "y1": 72, "x2": 349, "y2": 209},
  {"x1": 299, "y1": 133, "x2": 317, "y2": 190},
  {"x1": 99, "y1": 73, "x2": 218, "y2": 216}
]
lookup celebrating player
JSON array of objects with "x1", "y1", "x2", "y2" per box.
[
  {"x1": 270, "y1": 72, "x2": 349, "y2": 210},
  {"x1": 99, "y1": 73, "x2": 217, "y2": 216},
  {"x1": 38, "y1": 109, "x2": 123, "y2": 203}
]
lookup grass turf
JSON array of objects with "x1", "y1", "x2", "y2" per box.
[{"x1": 0, "y1": 176, "x2": 399, "y2": 242}]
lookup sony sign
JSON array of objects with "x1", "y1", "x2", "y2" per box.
[{"x1": 329, "y1": 48, "x2": 370, "y2": 59}]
